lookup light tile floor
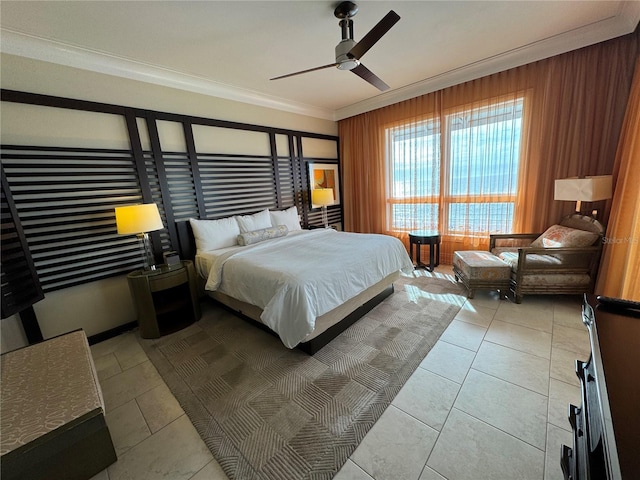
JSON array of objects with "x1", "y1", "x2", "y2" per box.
[{"x1": 90, "y1": 265, "x2": 587, "y2": 480}]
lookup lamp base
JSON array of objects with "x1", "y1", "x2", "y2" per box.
[
  {"x1": 137, "y1": 233, "x2": 157, "y2": 270},
  {"x1": 574, "y1": 200, "x2": 582, "y2": 214},
  {"x1": 321, "y1": 206, "x2": 328, "y2": 229}
]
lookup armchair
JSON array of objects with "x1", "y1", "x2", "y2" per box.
[{"x1": 490, "y1": 214, "x2": 604, "y2": 303}]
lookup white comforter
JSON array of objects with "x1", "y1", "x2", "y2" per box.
[{"x1": 197, "y1": 229, "x2": 413, "y2": 348}]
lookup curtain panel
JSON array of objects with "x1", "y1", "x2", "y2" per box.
[
  {"x1": 339, "y1": 29, "x2": 639, "y2": 264},
  {"x1": 596, "y1": 58, "x2": 640, "y2": 301}
]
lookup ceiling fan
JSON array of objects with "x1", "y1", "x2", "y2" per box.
[{"x1": 270, "y1": 1, "x2": 400, "y2": 91}]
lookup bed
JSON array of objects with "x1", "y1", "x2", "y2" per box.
[{"x1": 176, "y1": 208, "x2": 414, "y2": 353}]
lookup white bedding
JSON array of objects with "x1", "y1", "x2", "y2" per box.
[{"x1": 196, "y1": 229, "x2": 413, "y2": 348}]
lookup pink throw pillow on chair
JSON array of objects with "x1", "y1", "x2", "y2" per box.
[{"x1": 530, "y1": 224, "x2": 598, "y2": 248}]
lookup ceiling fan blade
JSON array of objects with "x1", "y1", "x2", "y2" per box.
[
  {"x1": 270, "y1": 63, "x2": 339, "y2": 81},
  {"x1": 351, "y1": 63, "x2": 390, "y2": 91},
  {"x1": 348, "y1": 10, "x2": 400, "y2": 60}
]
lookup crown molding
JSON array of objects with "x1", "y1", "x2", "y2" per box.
[
  {"x1": 334, "y1": 4, "x2": 640, "y2": 120},
  {"x1": 2, "y1": 1, "x2": 638, "y2": 124},
  {"x1": 0, "y1": 29, "x2": 335, "y2": 121}
]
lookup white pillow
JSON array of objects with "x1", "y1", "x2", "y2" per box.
[
  {"x1": 270, "y1": 206, "x2": 302, "y2": 231},
  {"x1": 235, "y1": 209, "x2": 271, "y2": 233},
  {"x1": 189, "y1": 217, "x2": 240, "y2": 252}
]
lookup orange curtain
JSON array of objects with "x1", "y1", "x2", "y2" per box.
[
  {"x1": 340, "y1": 30, "x2": 639, "y2": 264},
  {"x1": 596, "y1": 58, "x2": 640, "y2": 301},
  {"x1": 518, "y1": 33, "x2": 640, "y2": 231}
]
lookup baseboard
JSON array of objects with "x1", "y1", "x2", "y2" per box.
[{"x1": 86, "y1": 321, "x2": 137, "y2": 345}]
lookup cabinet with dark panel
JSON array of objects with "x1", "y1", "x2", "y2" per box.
[
  {"x1": 127, "y1": 260, "x2": 201, "y2": 338},
  {"x1": 561, "y1": 295, "x2": 640, "y2": 480}
]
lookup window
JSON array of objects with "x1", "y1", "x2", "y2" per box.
[
  {"x1": 386, "y1": 97, "x2": 524, "y2": 236},
  {"x1": 387, "y1": 118, "x2": 440, "y2": 231}
]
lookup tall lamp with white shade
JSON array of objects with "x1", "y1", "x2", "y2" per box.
[
  {"x1": 311, "y1": 188, "x2": 334, "y2": 228},
  {"x1": 115, "y1": 203, "x2": 164, "y2": 270},
  {"x1": 554, "y1": 175, "x2": 612, "y2": 215}
]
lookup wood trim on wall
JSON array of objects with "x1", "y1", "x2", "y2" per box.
[{"x1": 0, "y1": 165, "x2": 44, "y2": 317}]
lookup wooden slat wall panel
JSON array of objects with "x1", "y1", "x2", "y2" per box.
[
  {"x1": 1, "y1": 90, "x2": 341, "y2": 295},
  {"x1": 1, "y1": 146, "x2": 144, "y2": 291},
  {"x1": 1, "y1": 167, "x2": 44, "y2": 317},
  {"x1": 143, "y1": 152, "x2": 172, "y2": 256},
  {"x1": 163, "y1": 152, "x2": 201, "y2": 222},
  {"x1": 276, "y1": 156, "x2": 298, "y2": 208},
  {"x1": 198, "y1": 154, "x2": 278, "y2": 218},
  {"x1": 307, "y1": 206, "x2": 342, "y2": 228}
]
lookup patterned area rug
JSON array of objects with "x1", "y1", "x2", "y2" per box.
[{"x1": 139, "y1": 272, "x2": 466, "y2": 480}]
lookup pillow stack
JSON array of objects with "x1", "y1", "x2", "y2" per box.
[{"x1": 189, "y1": 206, "x2": 303, "y2": 253}]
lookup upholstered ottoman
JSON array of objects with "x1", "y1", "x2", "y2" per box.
[
  {"x1": 453, "y1": 251, "x2": 511, "y2": 299},
  {"x1": 1, "y1": 330, "x2": 116, "y2": 480}
]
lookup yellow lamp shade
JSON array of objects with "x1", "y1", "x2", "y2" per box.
[
  {"x1": 311, "y1": 188, "x2": 334, "y2": 206},
  {"x1": 115, "y1": 204, "x2": 164, "y2": 235}
]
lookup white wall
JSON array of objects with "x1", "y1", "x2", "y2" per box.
[
  {"x1": 0, "y1": 53, "x2": 337, "y2": 352},
  {"x1": 1, "y1": 54, "x2": 337, "y2": 135}
]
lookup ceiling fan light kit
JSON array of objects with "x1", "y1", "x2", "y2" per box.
[
  {"x1": 270, "y1": 1, "x2": 400, "y2": 91},
  {"x1": 335, "y1": 40, "x2": 360, "y2": 71}
]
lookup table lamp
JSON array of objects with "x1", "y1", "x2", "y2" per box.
[
  {"x1": 554, "y1": 175, "x2": 612, "y2": 214},
  {"x1": 311, "y1": 188, "x2": 334, "y2": 228},
  {"x1": 115, "y1": 203, "x2": 164, "y2": 270}
]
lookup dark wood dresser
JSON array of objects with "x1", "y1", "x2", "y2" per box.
[{"x1": 561, "y1": 295, "x2": 640, "y2": 480}]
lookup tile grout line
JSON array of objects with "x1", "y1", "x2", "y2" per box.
[
  {"x1": 541, "y1": 301, "x2": 558, "y2": 480},
  {"x1": 450, "y1": 406, "x2": 546, "y2": 453},
  {"x1": 466, "y1": 365, "x2": 550, "y2": 398},
  {"x1": 481, "y1": 338, "x2": 552, "y2": 362},
  {"x1": 419, "y1": 297, "x2": 489, "y2": 480}
]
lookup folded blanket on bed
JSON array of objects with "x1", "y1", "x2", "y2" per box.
[{"x1": 200, "y1": 229, "x2": 413, "y2": 348}]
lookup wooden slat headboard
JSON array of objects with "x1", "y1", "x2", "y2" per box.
[{"x1": 175, "y1": 221, "x2": 196, "y2": 261}]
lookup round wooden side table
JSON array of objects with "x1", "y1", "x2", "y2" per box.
[
  {"x1": 408, "y1": 230, "x2": 441, "y2": 272},
  {"x1": 127, "y1": 260, "x2": 201, "y2": 338}
]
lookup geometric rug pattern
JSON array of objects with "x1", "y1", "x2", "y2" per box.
[{"x1": 140, "y1": 273, "x2": 465, "y2": 480}]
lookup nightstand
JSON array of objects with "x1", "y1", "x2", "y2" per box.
[
  {"x1": 408, "y1": 230, "x2": 441, "y2": 272},
  {"x1": 127, "y1": 260, "x2": 201, "y2": 338}
]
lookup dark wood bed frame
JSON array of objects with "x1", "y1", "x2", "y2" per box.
[{"x1": 174, "y1": 220, "x2": 393, "y2": 354}]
